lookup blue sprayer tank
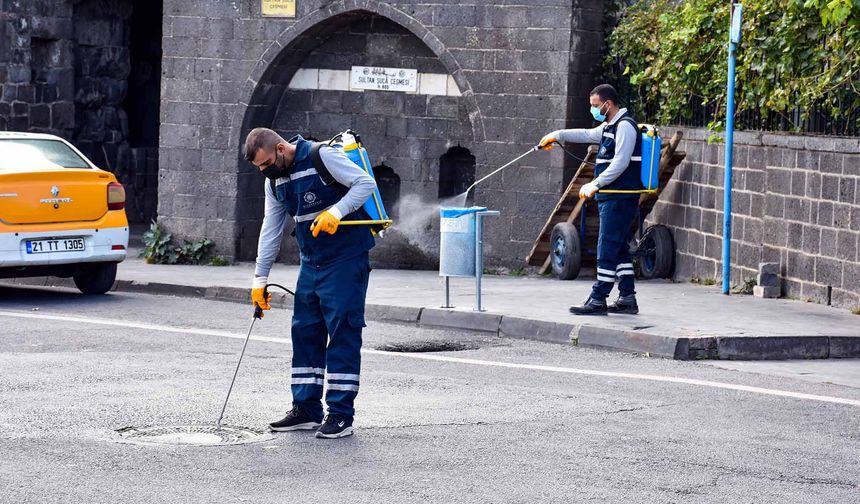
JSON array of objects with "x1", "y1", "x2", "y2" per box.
[
  {"x1": 640, "y1": 125, "x2": 661, "y2": 191},
  {"x1": 335, "y1": 131, "x2": 392, "y2": 234}
]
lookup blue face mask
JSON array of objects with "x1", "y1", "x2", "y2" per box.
[{"x1": 590, "y1": 103, "x2": 608, "y2": 122}]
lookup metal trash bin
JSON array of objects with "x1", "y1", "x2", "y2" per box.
[
  {"x1": 439, "y1": 206, "x2": 486, "y2": 277},
  {"x1": 438, "y1": 206, "x2": 499, "y2": 311}
]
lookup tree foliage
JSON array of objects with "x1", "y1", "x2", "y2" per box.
[{"x1": 605, "y1": 0, "x2": 860, "y2": 133}]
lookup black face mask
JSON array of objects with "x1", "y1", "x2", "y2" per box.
[{"x1": 261, "y1": 152, "x2": 287, "y2": 180}]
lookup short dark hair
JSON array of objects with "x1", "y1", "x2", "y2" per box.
[
  {"x1": 243, "y1": 128, "x2": 284, "y2": 162},
  {"x1": 590, "y1": 84, "x2": 618, "y2": 104}
]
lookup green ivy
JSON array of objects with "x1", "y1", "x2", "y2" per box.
[{"x1": 605, "y1": 0, "x2": 860, "y2": 133}]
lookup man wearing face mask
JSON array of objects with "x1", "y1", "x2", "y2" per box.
[
  {"x1": 538, "y1": 84, "x2": 643, "y2": 316},
  {"x1": 243, "y1": 127, "x2": 377, "y2": 438}
]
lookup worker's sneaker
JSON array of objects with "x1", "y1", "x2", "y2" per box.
[
  {"x1": 607, "y1": 295, "x2": 639, "y2": 315},
  {"x1": 269, "y1": 406, "x2": 321, "y2": 432},
  {"x1": 569, "y1": 297, "x2": 608, "y2": 316},
  {"x1": 315, "y1": 414, "x2": 354, "y2": 439}
]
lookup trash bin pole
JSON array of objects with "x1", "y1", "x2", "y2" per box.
[{"x1": 475, "y1": 211, "x2": 500, "y2": 312}]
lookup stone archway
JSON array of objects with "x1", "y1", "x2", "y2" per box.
[{"x1": 229, "y1": 1, "x2": 485, "y2": 263}]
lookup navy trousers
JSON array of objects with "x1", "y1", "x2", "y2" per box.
[
  {"x1": 290, "y1": 253, "x2": 370, "y2": 420},
  {"x1": 592, "y1": 198, "x2": 639, "y2": 301}
]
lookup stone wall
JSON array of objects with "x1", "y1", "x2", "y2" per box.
[
  {"x1": 158, "y1": 0, "x2": 605, "y2": 267},
  {"x1": 0, "y1": 1, "x2": 76, "y2": 136},
  {"x1": 0, "y1": 0, "x2": 159, "y2": 224},
  {"x1": 649, "y1": 128, "x2": 860, "y2": 309}
]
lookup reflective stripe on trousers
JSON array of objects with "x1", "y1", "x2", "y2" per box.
[{"x1": 290, "y1": 252, "x2": 370, "y2": 420}]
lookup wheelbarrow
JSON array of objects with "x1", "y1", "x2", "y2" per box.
[{"x1": 525, "y1": 131, "x2": 686, "y2": 280}]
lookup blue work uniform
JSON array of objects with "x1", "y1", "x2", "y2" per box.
[
  {"x1": 555, "y1": 109, "x2": 643, "y2": 301},
  {"x1": 592, "y1": 112, "x2": 642, "y2": 300},
  {"x1": 263, "y1": 136, "x2": 376, "y2": 421}
]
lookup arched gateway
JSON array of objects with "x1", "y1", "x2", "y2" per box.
[{"x1": 229, "y1": 2, "x2": 485, "y2": 263}]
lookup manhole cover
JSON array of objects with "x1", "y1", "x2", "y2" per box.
[
  {"x1": 115, "y1": 425, "x2": 273, "y2": 446},
  {"x1": 376, "y1": 340, "x2": 480, "y2": 353}
]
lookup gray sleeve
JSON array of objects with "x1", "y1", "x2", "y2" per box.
[
  {"x1": 595, "y1": 120, "x2": 638, "y2": 188},
  {"x1": 556, "y1": 125, "x2": 604, "y2": 144},
  {"x1": 254, "y1": 180, "x2": 288, "y2": 277},
  {"x1": 320, "y1": 147, "x2": 377, "y2": 219}
]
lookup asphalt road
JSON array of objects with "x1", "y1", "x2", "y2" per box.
[{"x1": 1, "y1": 285, "x2": 858, "y2": 503}]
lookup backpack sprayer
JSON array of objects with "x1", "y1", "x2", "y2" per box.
[
  {"x1": 595, "y1": 124, "x2": 661, "y2": 195},
  {"x1": 326, "y1": 130, "x2": 393, "y2": 234}
]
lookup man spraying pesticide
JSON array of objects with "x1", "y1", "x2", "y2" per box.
[
  {"x1": 241, "y1": 127, "x2": 379, "y2": 439},
  {"x1": 539, "y1": 84, "x2": 652, "y2": 316}
]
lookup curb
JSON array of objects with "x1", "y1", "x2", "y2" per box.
[{"x1": 6, "y1": 277, "x2": 860, "y2": 360}]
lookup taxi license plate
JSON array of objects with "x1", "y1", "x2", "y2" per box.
[{"x1": 26, "y1": 238, "x2": 86, "y2": 254}]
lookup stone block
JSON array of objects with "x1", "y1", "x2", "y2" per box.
[
  {"x1": 758, "y1": 261, "x2": 779, "y2": 278},
  {"x1": 418, "y1": 73, "x2": 448, "y2": 96},
  {"x1": 203, "y1": 18, "x2": 234, "y2": 40},
  {"x1": 503, "y1": 72, "x2": 552, "y2": 95},
  {"x1": 433, "y1": 5, "x2": 476, "y2": 26},
  {"x1": 819, "y1": 152, "x2": 843, "y2": 174},
  {"x1": 499, "y1": 316, "x2": 575, "y2": 344},
  {"x1": 830, "y1": 337, "x2": 860, "y2": 358},
  {"x1": 836, "y1": 231, "x2": 858, "y2": 262},
  {"x1": 290, "y1": 68, "x2": 318, "y2": 91},
  {"x1": 801, "y1": 225, "x2": 821, "y2": 255},
  {"x1": 745, "y1": 169, "x2": 765, "y2": 192},
  {"x1": 766, "y1": 168, "x2": 791, "y2": 195},
  {"x1": 842, "y1": 263, "x2": 860, "y2": 292},
  {"x1": 765, "y1": 193, "x2": 784, "y2": 218},
  {"x1": 839, "y1": 178, "x2": 856, "y2": 204},
  {"x1": 419, "y1": 308, "x2": 500, "y2": 334},
  {"x1": 319, "y1": 69, "x2": 349, "y2": 91},
  {"x1": 815, "y1": 257, "x2": 843, "y2": 287},
  {"x1": 574, "y1": 326, "x2": 683, "y2": 359},
  {"x1": 817, "y1": 201, "x2": 834, "y2": 226},
  {"x1": 821, "y1": 174, "x2": 840, "y2": 200},
  {"x1": 717, "y1": 336, "x2": 829, "y2": 360},
  {"x1": 30, "y1": 104, "x2": 50, "y2": 127},
  {"x1": 756, "y1": 272, "x2": 779, "y2": 288},
  {"x1": 833, "y1": 203, "x2": 851, "y2": 229},
  {"x1": 200, "y1": 127, "x2": 231, "y2": 149},
  {"x1": 50, "y1": 102, "x2": 74, "y2": 129},
  {"x1": 844, "y1": 154, "x2": 860, "y2": 177},
  {"x1": 427, "y1": 96, "x2": 458, "y2": 118},
  {"x1": 446, "y1": 75, "x2": 461, "y2": 97},
  {"x1": 764, "y1": 146, "x2": 785, "y2": 168}
]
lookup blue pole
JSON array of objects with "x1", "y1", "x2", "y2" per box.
[{"x1": 722, "y1": 3, "x2": 742, "y2": 295}]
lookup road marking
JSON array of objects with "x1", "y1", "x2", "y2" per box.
[{"x1": 3, "y1": 310, "x2": 859, "y2": 408}]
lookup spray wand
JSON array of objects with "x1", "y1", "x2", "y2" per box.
[
  {"x1": 462, "y1": 145, "x2": 541, "y2": 201},
  {"x1": 215, "y1": 283, "x2": 295, "y2": 430},
  {"x1": 460, "y1": 140, "x2": 604, "y2": 203}
]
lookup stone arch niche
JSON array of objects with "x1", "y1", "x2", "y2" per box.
[
  {"x1": 233, "y1": 6, "x2": 482, "y2": 268},
  {"x1": 438, "y1": 145, "x2": 475, "y2": 200},
  {"x1": 372, "y1": 163, "x2": 400, "y2": 217}
]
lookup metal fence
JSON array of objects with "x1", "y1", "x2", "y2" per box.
[{"x1": 616, "y1": 83, "x2": 860, "y2": 137}]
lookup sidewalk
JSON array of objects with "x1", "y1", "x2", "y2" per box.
[{"x1": 9, "y1": 254, "x2": 859, "y2": 360}]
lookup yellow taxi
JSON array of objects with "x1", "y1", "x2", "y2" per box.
[{"x1": 0, "y1": 132, "x2": 128, "y2": 294}]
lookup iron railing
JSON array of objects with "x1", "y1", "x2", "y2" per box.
[{"x1": 616, "y1": 83, "x2": 860, "y2": 137}]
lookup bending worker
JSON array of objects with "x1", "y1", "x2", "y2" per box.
[
  {"x1": 244, "y1": 127, "x2": 377, "y2": 439},
  {"x1": 539, "y1": 84, "x2": 642, "y2": 316}
]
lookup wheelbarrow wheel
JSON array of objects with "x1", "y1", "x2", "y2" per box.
[
  {"x1": 550, "y1": 223, "x2": 581, "y2": 280},
  {"x1": 636, "y1": 224, "x2": 674, "y2": 279}
]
